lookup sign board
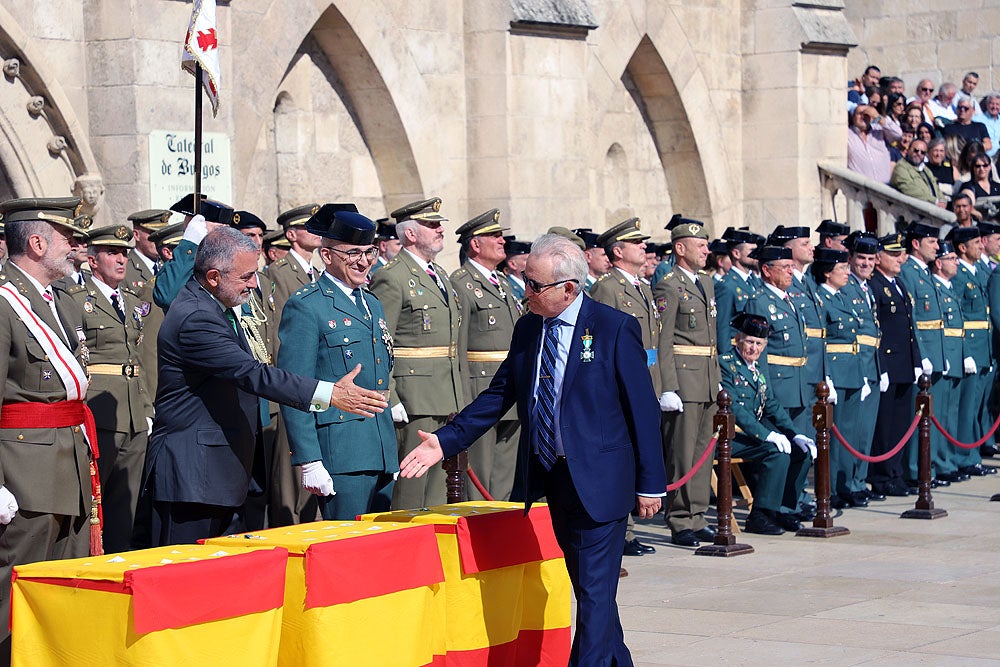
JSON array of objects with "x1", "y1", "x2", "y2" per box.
[{"x1": 148, "y1": 130, "x2": 232, "y2": 209}]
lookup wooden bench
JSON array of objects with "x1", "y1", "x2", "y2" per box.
[{"x1": 710, "y1": 458, "x2": 753, "y2": 534}]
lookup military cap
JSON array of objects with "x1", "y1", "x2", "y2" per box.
[
  {"x1": 86, "y1": 224, "x2": 134, "y2": 248},
  {"x1": 936, "y1": 241, "x2": 956, "y2": 258},
  {"x1": 904, "y1": 221, "x2": 938, "y2": 240},
  {"x1": 947, "y1": 226, "x2": 981, "y2": 247},
  {"x1": 721, "y1": 227, "x2": 757, "y2": 245},
  {"x1": 391, "y1": 197, "x2": 446, "y2": 224},
  {"x1": 548, "y1": 226, "x2": 586, "y2": 251},
  {"x1": 0, "y1": 197, "x2": 90, "y2": 236},
  {"x1": 375, "y1": 218, "x2": 397, "y2": 241},
  {"x1": 815, "y1": 219, "x2": 850, "y2": 237},
  {"x1": 262, "y1": 228, "x2": 290, "y2": 250},
  {"x1": 767, "y1": 225, "x2": 810, "y2": 245},
  {"x1": 731, "y1": 311, "x2": 771, "y2": 338},
  {"x1": 73, "y1": 215, "x2": 94, "y2": 240},
  {"x1": 670, "y1": 219, "x2": 709, "y2": 241},
  {"x1": 845, "y1": 231, "x2": 879, "y2": 254},
  {"x1": 169, "y1": 193, "x2": 232, "y2": 223},
  {"x1": 596, "y1": 217, "x2": 650, "y2": 247},
  {"x1": 570, "y1": 228, "x2": 597, "y2": 250},
  {"x1": 505, "y1": 238, "x2": 532, "y2": 257},
  {"x1": 127, "y1": 209, "x2": 173, "y2": 230},
  {"x1": 148, "y1": 221, "x2": 185, "y2": 248},
  {"x1": 305, "y1": 204, "x2": 376, "y2": 245},
  {"x1": 277, "y1": 204, "x2": 324, "y2": 230},
  {"x1": 664, "y1": 213, "x2": 704, "y2": 232},
  {"x1": 708, "y1": 239, "x2": 729, "y2": 254},
  {"x1": 978, "y1": 220, "x2": 1000, "y2": 236},
  {"x1": 0, "y1": 221, "x2": 5, "y2": 236},
  {"x1": 220, "y1": 209, "x2": 266, "y2": 232},
  {"x1": 813, "y1": 247, "x2": 849, "y2": 263},
  {"x1": 646, "y1": 242, "x2": 668, "y2": 256},
  {"x1": 753, "y1": 245, "x2": 792, "y2": 263},
  {"x1": 878, "y1": 232, "x2": 905, "y2": 252},
  {"x1": 456, "y1": 209, "x2": 508, "y2": 243}
]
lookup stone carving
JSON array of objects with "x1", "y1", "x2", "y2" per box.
[
  {"x1": 47, "y1": 135, "x2": 67, "y2": 155},
  {"x1": 72, "y1": 173, "x2": 105, "y2": 217},
  {"x1": 2, "y1": 58, "x2": 19, "y2": 78},
  {"x1": 26, "y1": 96, "x2": 44, "y2": 117}
]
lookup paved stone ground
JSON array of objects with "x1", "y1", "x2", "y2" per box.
[{"x1": 610, "y1": 475, "x2": 1000, "y2": 666}]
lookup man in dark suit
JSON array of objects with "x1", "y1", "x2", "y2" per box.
[
  {"x1": 400, "y1": 234, "x2": 666, "y2": 666},
  {"x1": 143, "y1": 227, "x2": 388, "y2": 545}
]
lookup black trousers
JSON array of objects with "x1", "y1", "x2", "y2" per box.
[
  {"x1": 868, "y1": 382, "x2": 914, "y2": 489},
  {"x1": 149, "y1": 501, "x2": 244, "y2": 546}
]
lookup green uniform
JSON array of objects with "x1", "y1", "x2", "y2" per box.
[
  {"x1": 451, "y1": 263, "x2": 522, "y2": 501},
  {"x1": 714, "y1": 269, "x2": 760, "y2": 352},
  {"x1": 933, "y1": 275, "x2": 964, "y2": 477},
  {"x1": 654, "y1": 267, "x2": 720, "y2": 535},
  {"x1": 369, "y1": 250, "x2": 463, "y2": 509},
  {"x1": 954, "y1": 261, "x2": 991, "y2": 470},
  {"x1": 590, "y1": 268, "x2": 662, "y2": 393}
]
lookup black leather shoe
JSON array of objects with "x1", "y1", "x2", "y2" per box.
[
  {"x1": 981, "y1": 444, "x2": 1000, "y2": 457},
  {"x1": 851, "y1": 491, "x2": 870, "y2": 507},
  {"x1": 931, "y1": 477, "x2": 951, "y2": 488},
  {"x1": 885, "y1": 481, "x2": 911, "y2": 497},
  {"x1": 623, "y1": 539, "x2": 646, "y2": 557},
  {"x1": 960, "y1": 464, "x2": 993, "y2": 477},
  {"x1": 904, "y1": 480, "x2": 921, "y2": 494},
  {"x1": 795, "y1": 508, "x2": 816, "y2": 522},
  {"x1": 867, "y1": 489, "x2": 887, "y2": 501},
  {"x1": 633, "y1": 537, "x2": 655, "y2": 554},
  {"x1": 744, "y1": 510, "x2": 784, "y2": 535},
  {"x1": 693, "y1": 526, "x2": 717, "y2": 542},
  {"x1": 671, "y1": 529, "x2": 700, "y2": 547},
  {"x1": 830, "y1": 495, "x2": 851, "y2": 510},
  {"x1": 775, "y1": 512, "x2": 802, "y2": 532}
]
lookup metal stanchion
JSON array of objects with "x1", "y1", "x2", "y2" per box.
[
  {"x1": 797, "y1": 381, "x2": 849, "y2": 538},
  {"x1": 901, "y1": 374, "x2": 948, "y2": 519},
  {"x1": 696, "y1": 390, "x2": 754, "y2": 557}
]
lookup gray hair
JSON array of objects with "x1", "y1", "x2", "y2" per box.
[
  {"x1": 981, "y1": 93, "x2": 1000, "y2": 113},
  {"x1": 927, "y1": 137, "x2": 946, "y2": 153},
  {"x1": 6, "y1": 219, "x2": 52, "y2": 258},
  {"x1": 395, "y1": 219, "x2": 417, "y2": 246},
  {"x1": 530, "y1": 233, "x2": 588, "y2": 295},
  {"x1": 939, "y1": 82, "x2": 957, "y2": 97},
  {"x1": 194, "y1": 226, "x2": 260, "y2": 280}
]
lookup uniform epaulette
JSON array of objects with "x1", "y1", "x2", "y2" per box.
[
  {"x1": 67, "y1": 284, "x2": 86, "y2": 295},
  {"x1": 270, "y1": 257, "x2": 291, "y2": 271},
  {"x1": 595, "y1": 273, "x2": 611, "y2": 283},
  {"x1": 665, "y1": 272, "x2": 674, "y2": 279},
  {"x1": 121, "y1": 286, "x2": 140, "y2": 298},
  {"x1": 698, "y1": 270, "x2": 707, "y2": 275},
  {"x1": 294, "y1": 282, "x2": 320, "y2": 298}
]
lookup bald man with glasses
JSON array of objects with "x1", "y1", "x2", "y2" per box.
[{"x1": 890, "y1": 140, "x2": 946, "y2": 206}]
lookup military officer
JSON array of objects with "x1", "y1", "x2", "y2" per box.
[
  {"x1": 897, "y1": 222, "x2": 949, "y2": 488},
  {"x1": 125, "y1": 209, "x2": 172, "y2": 292},
  {"x1": 0, "y1": 197, "x2": 94, "y2": 656},
  {"x1": 371, "y1": 217, "x2": 401, "y2": 275},
  {"x1": 929, "y1": 242, "x2": 966, "y2": 485},
  {"x1": 139, "y1": 222, "x2": 184, "y2": 400},
  {"x1": 262, "y1": 228, "x2": 290, "y2": 266},
  {"x1": 720, "y1": 313, "x2": 813, "y2": 534},
  {"x1": 655, "y1": 219, "x2": 720, "y2": 547},
  {"x1": 502, "y1": 237, "x2": 531, "y2": 303},
  {"x1": 947, "y1": 226, "x2": 997, "y2": 478},
  {"x1": 369, "y1": 197, "x2": 464, "y2": 509},
  {"x1": 450, "y1": 209, "x2": 522, "y2": 501},
  {"x1": 268, "y1": 204, "x2": 323, "y2": 320},
  {"x1": 66, "y1": 224, "x2": 151, "y2": 552},
  {"x1": 278, "y1": 205, "x2": 398, "y2": 520},
  {"x1": 816, "y1": 219, "x2": 850, "y2": 252},
  {"x1": 714, "y1": 227, "x2": 764, "y2": 352},
  {"x1": 984, "y1": 221, "x2": 1000, "y2": 458},
  {"x1": 742, "y1": 245, "x2": 814, "y2": 521},
  {"x1": 651, "y1": 213, "x2": 700, "y2": 286},
  {"x1": 572, "y1": 228, "x2": 609, "y2": 292},
  {"x1": 706, "y1": 239, "x2": 731, "y2": 283},
  {"x1": 868, "y1": 232, "x2": 921, "y2": 496}
]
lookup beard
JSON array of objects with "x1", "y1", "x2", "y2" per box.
[{"x1": 41, "y1": 249, "x2": 73, "y2": 283}]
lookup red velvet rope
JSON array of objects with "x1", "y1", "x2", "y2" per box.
[
  {"x1": 465, "y1": 467, "x2": 495, "y2": 501},
  {"x1": 931, "y1": 411, "x2": 1000, "y2": 449},
  {"x1": 830, "y1": 409, "x2": 922, "y2": 463},
  {"x1": 666, "y1": 431, "x2": 719, "y2": 492}
]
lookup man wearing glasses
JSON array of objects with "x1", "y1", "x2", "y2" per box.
[
  {"x1": 369, "y1": 197, "x2": 464, "y2": 509},
  {"x1": 890, "y1": 140, "x2": 946, "y2": 207},
  {"x1": 944, "y1": 99, "x2": 992, "y2": 152},
  {"x1": 277, "y1": 206, "x2": 398, "y2": 520}
]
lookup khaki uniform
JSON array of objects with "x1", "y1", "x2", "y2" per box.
[
  {"x1": 369, "y1": 250, "x2": 464, "y2": 508},
  {"x1": 654, "y1": 268, "x2": 721, "y2": 534},
  {"x1": 67, "y1": 278, "x2": 151, "y2": 552},
  {"x1": 125, "y1": 250, "x2": 161, "y2": 399},
  {"x1": 590, "y1": 268, "x2": 662, "y2": 393},
  {"x1": 451, "y1": 263, "x2": 522, "y2": 500}
]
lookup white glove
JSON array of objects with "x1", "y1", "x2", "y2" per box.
[
  {"x1": 300, "y1": 461, "x2": 335, "y2": 497},
  {"x1": 146, "y1": 416, "x2": 153, "y2": 436},
  {"x1": 659, "y1": 391, "x2": 684, "y2": 412},
  {"x1": 766, "y1": 431, "x2": 792, "y2": 454},
  {"x1": 825, "y1": 377, "x2": 838, "y2": 405},
  {"x1": 921, "y1": 357, "x2": 933, "y2": 376},
  {"x1": 879, "y1": 372, "x2": 889, "y2": 393},
  {"x1": 181, "y1": 214, "x2": 208, "y2": 244},
  {"x1": 793, "y1": 435, "x2": 818, "y2": 460},
  {"x1": 0, "y1": 486, "x2": 18, "y2": 525},
  {"x1": 964, "y1": 356, "x2": 977, "y2": 375},
  {"x1": 860, "y1": 378, "x2": 871, "y2": 402},
  {"x1": 914, "y1": 367, "x2": 923, "y2": 383},
  {"x1": 391, "y1": 402, "x2": 409, "y2": 424},
  {"x1": 945, "y1": 359, "x2": 951, "y2": 374}
]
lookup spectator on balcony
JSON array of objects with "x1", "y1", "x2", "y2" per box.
[
  {"x1": 957, "y1": 71, "x2": 980, "y2": 107},
  {"x1": 909, "y1": 79, "x2": 936, "y2": 113},
  {"x1": 943, "y1": 99, "x2": 992, "y2": 153},
  {"x1": 926, "y1": 138, "x2": 955, "y2": 200},
  {"x1": 888, "y1": 124, "x2": 916, "y2": 165},
  {"x1": 890, "y1": 139, "x2": 946, "y2": 207},
  {"x1": 955, "y1": 141, "x2": 993, "y2": 184},
  {"x1": 883, "y1": 92, "x2": 907, "y2": 127},
  {"x1": 904, "y1": 104, "x2": 925, "y2": 132},
  {"x1": 848, "y1": 65, "x2": 881, "y2": 112},
  {"x1": 847, "y1": 105, "x2": 893, "y2": 184},
  {"x1": 958, "y1": 155, "x2": 1000, "y2": 200},
  {"x1": 974, "y1": 93, "x2": 1000, "y2": 158},
  {"x1": 917, "y1": 122, "x2": 936, "y2": 145},
  {"x1": 926, "y1": 83, "x2": 958, "y2": 127}
]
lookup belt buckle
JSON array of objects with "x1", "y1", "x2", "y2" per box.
[
  {"x1": 122, "y1": 364, "x2": 134, "y2": 377},
  {"x1": 852, "y1": 342, "x2": 859, "y2": 354}
]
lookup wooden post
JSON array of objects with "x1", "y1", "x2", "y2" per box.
[
  {"x1": 442, "y1": 452, "x2": 468, "y2": 504},
  {"x1": 902, "y1": 374, "x2": 948, "y2": 519},
  {"x1": 695, "y1": 390, "x2": 754, "y2": 557},
  {"x1": 797, "y1": 381, "x2": 850, "y2": 538}
]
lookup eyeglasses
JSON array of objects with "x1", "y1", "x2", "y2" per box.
[
  {"x1": 910, "y1": 148, "x2": 926, "y2": 155},
  {"x1": 957, "y1": 106, "x2": 972, "y2": 111},
  {"x1": 521, "y1": 272, "x2": 578, "y2": 293},
  {"x1": 975, "y1": 163, "x2": 991, "y2": 169},
  {"x1": 920, "y1": 87, "x2": 934, "y2": 93},
  {"x1": 328, "y1": 246, "x2": 379, "y2": 263}
]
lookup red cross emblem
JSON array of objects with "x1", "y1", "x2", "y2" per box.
[{"x1": 196, "y1": 29, "x2": 218, "y2": 51}]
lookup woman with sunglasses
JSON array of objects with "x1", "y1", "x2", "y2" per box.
[{"x1": 958, "y1": 154, "x2": 1000, "y2": 199}]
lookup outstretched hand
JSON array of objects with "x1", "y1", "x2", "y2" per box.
[
  {"x1": 331, "y1": 364, "x2": 389, "y2": 417},
  {"x1": 399, "y1": 430, "x2": 445, "y2": 478}
]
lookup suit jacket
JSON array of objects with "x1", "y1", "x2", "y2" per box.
[
  {"x1": 899, "y1": 257, "x2": 946, "y2": 372},
  {"x1": 369, "y1": 250, "x2": 463, "y2": 416},
  {"x1": 590, "y1": 268, "x2": 662, "y2": 393},
  {"x1": 744, "y1": 285, "x2": 810, "y2": 409},
  {"x1": 146, "y1": 278, "x2": 318, "y2": 507},
  {"x1": 278, "y1": 275, "x2": 396, "y2": 473},
  {"x1": 436, "y1": 296, "x2": 666, "y2": 523},
  {"x1": 653, "y1": 267, "x2": 721, "y2": 402},
  {"x1": 869, "y1": 270, "x2": 920, "y2": 383},
  {"x1": 0, "y1": 262, "x2": 89, "y2": 516},
  {"x1": 890, "y1": 159, "x2": 943, "y2": 204}
]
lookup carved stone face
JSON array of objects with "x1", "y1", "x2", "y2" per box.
[
  {"x1": 2, "y1": 59, "x2": 19, "y2": 78},
  {"x1": 74, "y1": 178, "x2": 104, "y2": 206}
]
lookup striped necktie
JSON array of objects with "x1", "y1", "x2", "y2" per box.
[{"x1": 535, "y1": 318, "x2": 564, "y2": 470}]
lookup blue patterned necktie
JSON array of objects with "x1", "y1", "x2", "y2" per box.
[
  {"x1": 352, "y1": 288, "x2": 368, "y2": 319},
  {"x1": 535, "y1": 318, "x2": 564, "y2": 470}
]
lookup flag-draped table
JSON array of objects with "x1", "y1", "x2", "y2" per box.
[
  {"x1": 11, "y1": 545, "x2": 289, "y2": 666},
  {"x1": 204, "y1": 521, "x2": 446, "y2": 667},
  {"x1": 359, "y1": 501, "x2": 572, "y2": 666}
]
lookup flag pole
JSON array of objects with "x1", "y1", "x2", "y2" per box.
[{"x1": 193, "y1": 63, "x2": 204, "y2": 217}]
